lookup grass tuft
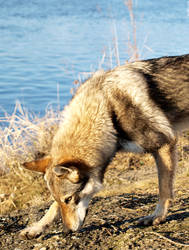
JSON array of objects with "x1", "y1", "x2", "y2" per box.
[{"x1": 0, "y1": 102, "x2": 61, "y2": 214}]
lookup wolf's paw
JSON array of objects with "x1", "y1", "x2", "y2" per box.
[
  {"x1": 19, "y1": 226, "x2": 42, "y2": 240},
  {"x1": 138, "y1": 214, "x2": 166, "y2": 226}
]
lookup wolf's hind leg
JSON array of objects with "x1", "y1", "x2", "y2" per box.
[
  {"x1": 139, "y1": 141, "x2": 177, "y2": 225},
  {"x1": 19, "y1": 201, "x2": 60, "y2": 239}
]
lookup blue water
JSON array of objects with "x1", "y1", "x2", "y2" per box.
[{"x1": 0, "y1": 0, "x2": 188, "y2": 117}]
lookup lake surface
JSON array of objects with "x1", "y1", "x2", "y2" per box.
[{"x1": 0, "y1": 0, "x2": 188, "y2": 117}]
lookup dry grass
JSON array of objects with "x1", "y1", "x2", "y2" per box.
[
  {"x1": 125, "y1": 0, "x2": 140, "y2": 61},
  {"x1": 0, "y1": 102, "x2": 61, "y2": 215}
]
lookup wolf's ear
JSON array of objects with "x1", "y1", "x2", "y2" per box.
[
  {"x1": 53, "y1": 165, "x2": 80, "y2": 183},
  {"x1": 23, "y1": 155, "x2": 52, "y2": 173}
]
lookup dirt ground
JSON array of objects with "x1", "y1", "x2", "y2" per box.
[{"x1": 0, "y1": 152, "x2": 189, "y2": 250}]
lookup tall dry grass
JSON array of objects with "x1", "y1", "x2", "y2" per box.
[
  {"x1": 0, "y1": 102, "x2": 61, "y2": 214},
  {"x1": 125, "y1": 0, "x2": 140, "y2": 61}
]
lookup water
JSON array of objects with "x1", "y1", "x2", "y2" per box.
[{"x1": 0, "y1": 0, "x2": 188, "y2": 117}]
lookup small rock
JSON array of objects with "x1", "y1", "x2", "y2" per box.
[{"x1": 33, "y1": 243, "x2": 43, "y2": 250}]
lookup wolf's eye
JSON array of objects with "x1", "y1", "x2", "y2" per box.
[{"x1": 65, "y1": 196, "x2": 72, "y2": 204}]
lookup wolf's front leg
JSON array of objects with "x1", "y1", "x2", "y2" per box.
[
  {"x1": 19, "y1": 201, "x2": 60, "y2": 239},
  {"x1": 139, "y1": 142, "x2": 177, "y2": 225}
]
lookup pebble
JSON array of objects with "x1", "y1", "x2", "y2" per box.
[{"x1": 33, "y1": 243, "x2": 46, "y2": 250}]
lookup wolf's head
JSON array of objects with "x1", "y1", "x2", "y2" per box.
[{"x1": 23, "y1": 156, "x2": 102, "y2": 232}]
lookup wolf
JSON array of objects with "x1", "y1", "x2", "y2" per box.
[{"x1": 19, "y1": 54, "x2": 189, "y2": 239}]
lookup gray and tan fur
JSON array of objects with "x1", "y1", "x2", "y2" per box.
[{"x1": 20, "y1": 54, "x2": 189, "y2": 239}]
